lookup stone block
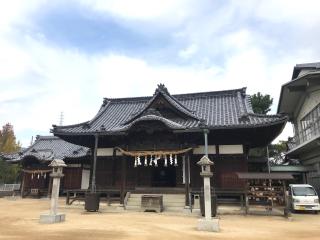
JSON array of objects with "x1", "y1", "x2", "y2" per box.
[
  {"x1": 197, "y1": 218, "x2": 220, "y2": 232},
  {"x1": 39, "y1": 213, "x2": 65, "y2": 224}
]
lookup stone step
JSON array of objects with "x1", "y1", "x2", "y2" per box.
[
  {"x1": 125, "y1": 206, "x2": 142, "y2": 211},
  {"x1": 127, "y1": 201, "x2": 185, "y2": 208},
  {"x1": 125, "y1": 205, "x2": 184, "y2": 212},
  {"x1": 127, "y1": 198, "x2": 185, "y2": 204},
  {"x1": 130, "y1": 194, "x2": 185, "y2": 200},
  {"x1": 163, "y1": 206, "x2": 185, "y2": 212},
  {"x1": 130, "y1": 194, "x2": 185, "y2": 198}
]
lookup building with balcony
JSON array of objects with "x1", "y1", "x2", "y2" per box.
[{"x1": 278, "y1": 62, "x2": 320, "y2": 192}]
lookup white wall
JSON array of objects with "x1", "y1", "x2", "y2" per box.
[
  {"x1": 97, "y1": 148, "x2": 123, "y2": 156},
  {"x1": 193, "y1": 145, "x2": 216, "y2": 154},
  {"x1": 219, "y1": 145, "x2": 243, "y2": 154},
  {"x1": 193, "y1": 145, "x2": 243, "y2": 154},
  {"x1": 81, "y1": 169, "x2": 90, "y2": 190}
]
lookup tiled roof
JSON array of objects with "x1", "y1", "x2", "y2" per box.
[
  {"x1": 2, "y1": 136, "x2": 90, "y2": 162},
  {"x1": 0, "y1": 152, "x2": 21, "y2": 163},
  {"x1": 52, "y1": 85, "x2": 287, "y2": 135},
  {"x1": 292, "y1": 62, "x2": 320, "y2": 79},
  {"x1": 278, "y1": 61, "x2": 320, "y2": 114},
  {"x1": 295, "y1": 62, "x2": 320, "y2": 69}
]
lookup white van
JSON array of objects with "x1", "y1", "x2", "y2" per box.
[{"x1": 289, "y1": 184, "x2": 320, "y2": 213}]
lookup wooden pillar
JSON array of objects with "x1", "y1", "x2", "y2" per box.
[
  {"x1": 120, "y1": 156, "x2": 127, "y2": 205},
  {"x1": 283, "y1": 180, "x2": 291, "y2": 217},
  {"x1": 245, "y1": 180, "x2": 249, "y2": 215},
  {"x1": 91, "y1": 134, "x2": 99, "y2": 192},
  {"x1": 112, "y1": 149, "x2": 117, "y2": 187},
  {"x1": 20, "y1": 172, "x2": 26, "y2": 198},
  {"x1": 184, "y1": 154, "x2": 190, "y2": 206},
  {"x1": 89, "y1": 150, "x2": 94, "y2": 189}
]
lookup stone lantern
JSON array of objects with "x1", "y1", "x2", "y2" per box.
[
  {"x1": 197, "y1": 155, "x2": 219, "y2": 232},
  {"x1": 198, "y1": 155, "x2": 213, "y2": 177},
  {"x1": 40, "y1": 159, "x2": 67, "y2": 224}
]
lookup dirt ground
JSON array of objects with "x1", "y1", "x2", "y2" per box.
[{"x1": 0, "y1": 198, "x2": 320, "y2": 240}]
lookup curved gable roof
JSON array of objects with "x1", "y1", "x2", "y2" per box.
[
  {"x1": 52, "y1": 85, "x2": 287, "y2": 135},
  {"x1": 124, "y1": 84, "x2": 199, "y2": 124}
]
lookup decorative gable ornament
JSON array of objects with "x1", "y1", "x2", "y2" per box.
[
  {"x1": 154, "y1": 83, "x2": 169, "y2": 95},
  {"x1": 123, "y1": 84, "x2": 199, "y2": 127}
]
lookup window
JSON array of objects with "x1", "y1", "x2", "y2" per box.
[
  {"x1": 292, "y1": 186, "x2": 317, "y2": 196},
  {"x1": 300, "y1": 103, "x2": 320, "y2": 141}
]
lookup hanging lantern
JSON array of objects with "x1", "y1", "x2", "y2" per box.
[
  {"x1": 164, "y1": 155, "x2": 168, "y2": 167},
  {"x1": 31, "y1": 173, "x2": 34, "y2": 179},
  {"x1": 170, "y1": 154, "x2": 173, "y2": 165},
  {"x1": 137, "y1": 156, "x2": 142, "y2": 166},
  {"x1": 37, "y1": 174, "x2": 40, "y2": 179},
  {"x1": 44, "y1": 173, "x2": 47, "y2": 179},
  {"x1": 134, "y1": 156, "x2": 138, "y2": 167},
  {"x1": 174, "y1": 154, "x2": 178, "y2": 167}
]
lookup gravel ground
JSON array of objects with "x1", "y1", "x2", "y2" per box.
[{"x1": 0, "y1": 198, "x2": 320, "y2": 240}]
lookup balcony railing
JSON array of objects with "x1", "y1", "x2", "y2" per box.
[{"x1": 288, "y1": 118, "x2": 320, "y2": 150}]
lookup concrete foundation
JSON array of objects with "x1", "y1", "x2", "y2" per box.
[
  {"x1": 197, "y1": 218, "x2": 220, "y2": 232},
  {"x1": 39, "y1": 213, "x2": 65, "y2": 224}
]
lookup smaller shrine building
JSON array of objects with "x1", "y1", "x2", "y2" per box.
[{"x1": 3, "y1": 135, "x2": 91, "y2": 197}]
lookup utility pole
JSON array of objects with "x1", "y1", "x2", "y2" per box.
[{"x1": 59, "y1": 112, "x2": 64, "y2": 126}]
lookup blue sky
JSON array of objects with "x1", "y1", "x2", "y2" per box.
[{"x1": 1, "y1": 0, "x2": 320, "y2": 147}]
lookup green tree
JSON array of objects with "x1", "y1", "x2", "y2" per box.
[
  {"x1": 251, "y1": 92, "x2": 273, "y2": 114},
  {"x1": 268, "y1": 141, "x2": 288, "y2": 165},
  {"x1": 0, "y1": 123, "x2": 21, "y2": 153},
  {"x1": 0, "y1": 123, "x2": 21, "y2": 183},
  {"x1": 0, "y1": 157, "x2": 21, "y2": 184}
]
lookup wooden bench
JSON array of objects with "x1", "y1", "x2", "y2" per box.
[{"x1": 65, "y1": 189, "x2": 121, "y2": 205}]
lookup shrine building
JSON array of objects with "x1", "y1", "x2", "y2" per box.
[{"x1": 50, "y1": 84, "x2": 287, "y2": 207}]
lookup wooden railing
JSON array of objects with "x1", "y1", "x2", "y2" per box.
[
  {"x1": 288, "y1": 118, "x2": 320, "y2": 150},
  {"x1": 0, "y1": 184, "x2": 20, "y2": 192}
]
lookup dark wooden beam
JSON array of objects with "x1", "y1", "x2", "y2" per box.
[
  {"x1": 88, "y1": 148, "x2": 94, "y2": 189},
  {"x1": 120, "y1": 156, "x2": 127, "y2": 205},
  {"x1": 20, "y1": 173, "x2": 26, "y2": 198},
  {"x1": 91, "y1": 134, "x2": 99, "y2": 192},
  {"x1": 112, "y1": 149, "x2": 117, "y2": 187},
  {"x1": 184, "y1": 154, "x2": 190, "y2": 206}
]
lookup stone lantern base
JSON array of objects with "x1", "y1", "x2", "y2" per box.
[
  {"x1": 39, "y1": 213, "x2": 65, "y2": 224},
  {"x1": 197, "y1": 217, "x2": 220, "y2": 232}
]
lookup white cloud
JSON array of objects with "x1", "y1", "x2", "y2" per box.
[
  {"x1": 80, "y1": 0, "x2": 193, "y2": 22},
  {"x1": 255, "y1": 0, "x2": 320, "y2": 26},
  {"x1": 0, "y1": 0, "x2": 44, "y2": 32},
  {"x1": 274, "y1": 123, "x2": 294, "y2": 144},
  {"x1": 178, "y1": 44, "x2": 198, "y2": 59},
  {"x1": 1, "y1": 0, "x2": 320, "y2": 147}
]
